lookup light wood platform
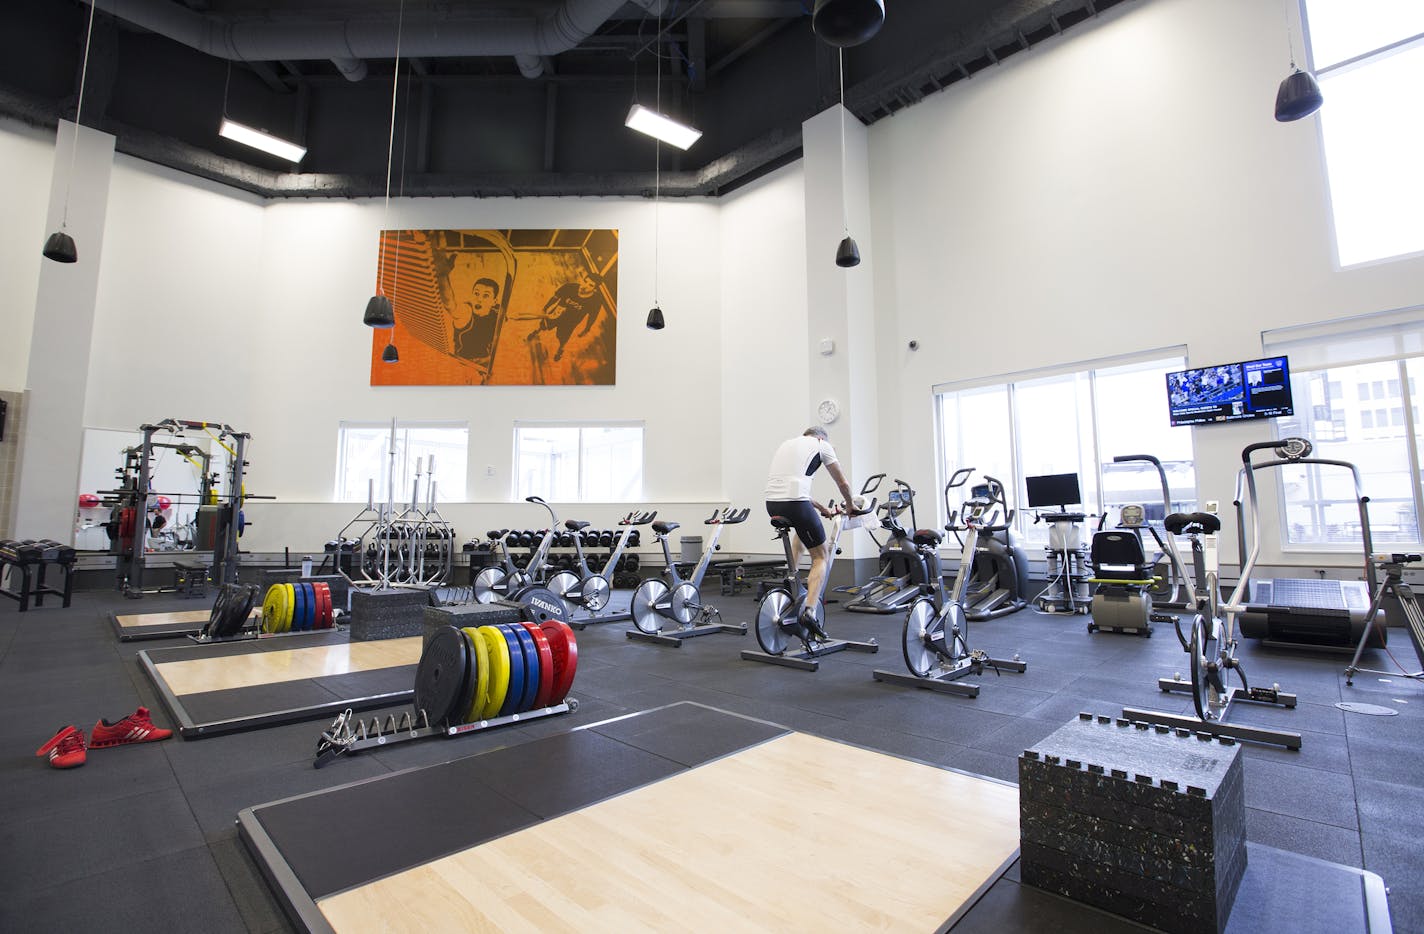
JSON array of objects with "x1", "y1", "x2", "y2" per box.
[
  {"x1": 317, "y1": 731, "x2": 1020, "y2": 933},
  {"x1": 155, "y1": 637, "x2": 423, "y2": 696},
  {"x1": 114, "y1": 609, "x2": 220, "y2": 629}
]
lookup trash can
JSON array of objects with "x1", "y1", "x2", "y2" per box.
[{"x1": 680, "y1": 536, "x2": 703, "y2": 566}]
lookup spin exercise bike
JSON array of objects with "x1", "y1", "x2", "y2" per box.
[
  {"x1": 1122, "y1": 443, "x2": 1301, "y2": 749},
  {"x1": 873, "y1": 470, "x2": 1027, "y2": 696},
  {"x1": 627, "y1": 508, "x2": 751, "y2": 647},
  {"x1": 742, "y1": 497, "x2": 880, "y2": 672},
  {"x1": 548, "y1": 509, "x2": 656, "y2": 628},
  {"x1": 470, "y1": 496, "x2": 572, "y2": 622}
]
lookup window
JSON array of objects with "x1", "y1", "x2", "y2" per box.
[
  {"x1": 335, "y1": 421, "x2": 468, "y2": 503},
  {"x1": 934, "y1": 351, "x2": 1195, "y2": 548},
  {"x1": 1265, "y1": 308, "x2": 1424, "y2": 548},
  {"x1": 514, "y1": 422, "x2": 643, "y2": 502},
  {"x1": 1302, "y1": 0, "x2": 1424, "y2": 266}
]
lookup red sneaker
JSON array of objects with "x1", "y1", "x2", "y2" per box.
[
  {"x1": 90, "y1": 707, "x2": 173, "y2": 748},
  {"x1": 36, "y1": 726, "x2": 87, "y2": 769}
]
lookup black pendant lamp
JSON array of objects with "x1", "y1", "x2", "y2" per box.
[
  {"x1": 43, "y1": 231, "x2": 78, "y2": 264},
  {"x1": 1275, "y1": 68, "x2": 1323, "y2": 122},
  {"x1": 364, "y1": 295, "x2": 395, "y2": 328},
  {"x1": 833, "y1": 50, "x2": 861, "y2": 268},
  {"x1": 381, "y1": 342, "x2": 399, "y2": 363},
  {"x1": 812, "y1": 0, "x2": 885, "y2": 48},
  {"x1": 1274, "y1": 1, "x2": 1322, "y2": 122},
  {"x1": 835, "y1": 237, "x2": 861, "y2": 268},
  {"x1": 365, "y1": 0, "x2": 406, "y2": 328},
  {"x1": 43, "y1": 0, "x2": 99, "y2": 264},
  {"x1": 646, "y1": 306, "x2": 665, "y2": 330}
]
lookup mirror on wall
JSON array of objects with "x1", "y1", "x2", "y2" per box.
[{"x1": 75, "y1": 428, "x2": 221, "y2": 552}]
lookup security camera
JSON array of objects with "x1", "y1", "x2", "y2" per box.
[{"x1": 908, "y1": 340, "x2": 919, "y2": 351}]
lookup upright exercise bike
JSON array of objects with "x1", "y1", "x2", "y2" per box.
[
  {"x1": 873, "y1": 470, "x2": 1027, "y2": 696},
  {"x1": 548, "y1": 509, "x2": 655, "y2": 627},
  {"x1": 1122, "y1": 448, "x2": 1300, "y2": 749},
  {"x1": 743, "y1": 497, "x2": 880, "y2": 671},
  {"x1": 627, "y1": 508, "x2": 751, "y2": 647}
]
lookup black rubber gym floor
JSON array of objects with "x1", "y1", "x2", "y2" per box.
[{"x1": 1, "y1": 586, "x2": 1421, "y2": 932}]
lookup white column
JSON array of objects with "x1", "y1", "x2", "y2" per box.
[
  {"x1": 13, "y1": 120, "x2": 115, "y2": 543},
  {"x1": 803, "y1": 103, "x2": 878, "y2": 561}
]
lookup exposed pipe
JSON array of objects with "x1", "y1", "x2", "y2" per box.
[{"x1": 81, "y1": 0, "x2": 661, "y2": 82}]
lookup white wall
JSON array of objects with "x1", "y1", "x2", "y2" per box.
[
  {"x1": 8, "y1": 0, "x2": 1423, "y2": 566},
  {"x1": 868, "y1": 0, "x2": 1424, "y2": 569},
  {"x1": 0, "y1": 122, "x2": 52, "y2": 391}
]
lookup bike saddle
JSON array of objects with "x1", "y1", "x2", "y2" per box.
[
  {"x1": 1165, "y1": 512, "x2": 1222, "y2": 535},
  {"x1": 769, "y1": 517, "x2": 794, "y2": 532},
  {"x1": 564, "y1": 519, "x2": 591, "y2": 531},
  {"x1": 912, "y1": 528, "x2": 943, "y2": 547},
  {"x1": 652, "y1": 521, "x2": 680, "y2": 535}
]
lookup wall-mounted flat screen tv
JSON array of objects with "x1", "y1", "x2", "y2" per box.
[{"x1": 1166, "y1": 356, "x2": 1293, "y2": 427}]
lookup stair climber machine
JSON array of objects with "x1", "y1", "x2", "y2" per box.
[
  {"x1": 840, "y1": 475, "x2": 932, "y2": 614},
  {"x1": 1122, "y1": 500, "x2": 1302, "y2": 750},
  {"x1": 1233, "y1": 438, "x2": 1386, "y2": 652},
  {"x1": 873, "y1": 469, "x2": 1028, "y2": 696},
  {"x1": 547, "y1": 509, "x2": 655, "y2": 628},
  {"x1": 957, "y1": 474, "x2": 1030, "y2": 620}
]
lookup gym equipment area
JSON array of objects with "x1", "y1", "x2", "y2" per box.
[{"x1": 8, "y1": 0, "x2": 1424, "y2": 930}]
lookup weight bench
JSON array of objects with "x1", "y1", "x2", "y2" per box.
[
  {"x1": 0, "y1": 539, "x2": 76, "y2": 612},
  {"x1": 173, "y1": 560, "x2": 209, "y2": 598}
]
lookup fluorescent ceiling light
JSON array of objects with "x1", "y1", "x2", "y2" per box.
[
  {"x1": 219, "y1": 118, "x2": 307, "y2": 163},
  {"x1": 624, "y1": 104, "x2": 702, "y2": 151}
]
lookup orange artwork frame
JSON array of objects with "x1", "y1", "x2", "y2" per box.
[{"x1": 369, "y1": 228, "x2": 618, "y2": 386}]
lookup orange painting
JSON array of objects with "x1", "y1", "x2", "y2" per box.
[{"x1": 369, "y1": 228, "x2": 618, "y2": 386}]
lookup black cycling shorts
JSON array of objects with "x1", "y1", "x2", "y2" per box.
[{"x1": 765, "y1": 499, "x2": 826, "y2": 549}]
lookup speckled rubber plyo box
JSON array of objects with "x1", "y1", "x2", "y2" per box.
[{"x1": 1019, "y1": 713, "x2": 1246, "y2": 934}]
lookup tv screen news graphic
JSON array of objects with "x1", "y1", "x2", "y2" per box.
[{"x1": 1166, "y1": 356, "x2": 1294, "y2": 427}]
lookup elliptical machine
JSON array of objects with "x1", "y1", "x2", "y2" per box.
[
  {"x1": 958, "y1": 475, "x2": 1030, "y2": 620},
  {"x1": 840, "y1": 475, "x2": 931, "y2": 614},
  {"x1": 873, "y1": 469, "x2": 1027, "y2": 696}
]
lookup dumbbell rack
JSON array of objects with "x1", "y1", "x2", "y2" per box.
[{"x1": 313, "y1": 700, "x2": 578, "y2": 768}]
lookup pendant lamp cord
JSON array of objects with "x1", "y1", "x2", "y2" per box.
[
  {"x1": 839, "y1": 47, "x2": 849, "y2": 238},
  {"x1": 1283, "y1": 0, "x2": 1298, "y2": 68},
  {"x1": 377, "y1": 0, "x2": 406, "y2": 297},
  {"x1": 653, "y1": 5, "x2": 662, "y2": 306},
  {"x1": 61, "y1": 0, "x2": 100, "y2": 229}
]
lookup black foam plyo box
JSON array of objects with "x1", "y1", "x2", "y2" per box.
[
  {"x1": 348, "y1": 588, "x2": 431, "y2": 641},
  {"x1": 422, "y1": 601, "x2": 525, "y2": 646},
  {"x1": 1019, "y1": 714, "x2": 1247, "y2": 934}
]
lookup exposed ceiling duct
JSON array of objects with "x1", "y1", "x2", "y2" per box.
[{"x1": 82, "y1": 0, "x2": 665, "y2": 82}]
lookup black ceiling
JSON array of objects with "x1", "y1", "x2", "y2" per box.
[{"x1": 0, "y1": 0, "x2": 1131, "y2": 199}]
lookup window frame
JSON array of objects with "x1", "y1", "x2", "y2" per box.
[
  {"x1": 932, "y1": 347, "x2": 1194, "y2": 542},
  {"x1": 333, "y1": 419, "x2": 469, "y2": 504},
  {"x1": 511, "y1": 419, "x2": 646, "y2": 503},
  {"x1": 1301, "y1": 0, "x2": 1424, "y2": 269}
]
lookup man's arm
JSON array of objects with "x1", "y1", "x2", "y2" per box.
[{"x1": 823, "y1": 461, "x2": 860, "y2": 513}]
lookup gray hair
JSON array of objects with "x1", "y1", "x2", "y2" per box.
[{"x1": 804, "y1": 426, "x2": 828, "y2": 441}]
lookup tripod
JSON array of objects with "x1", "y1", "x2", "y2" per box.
[{"x1": 1345, "y1": 553, "x2": 1424, "y2": 686}]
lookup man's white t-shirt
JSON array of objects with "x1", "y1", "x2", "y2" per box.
[{"x1": 763, "y1": 435, "x2": 838, "y2": 501}]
